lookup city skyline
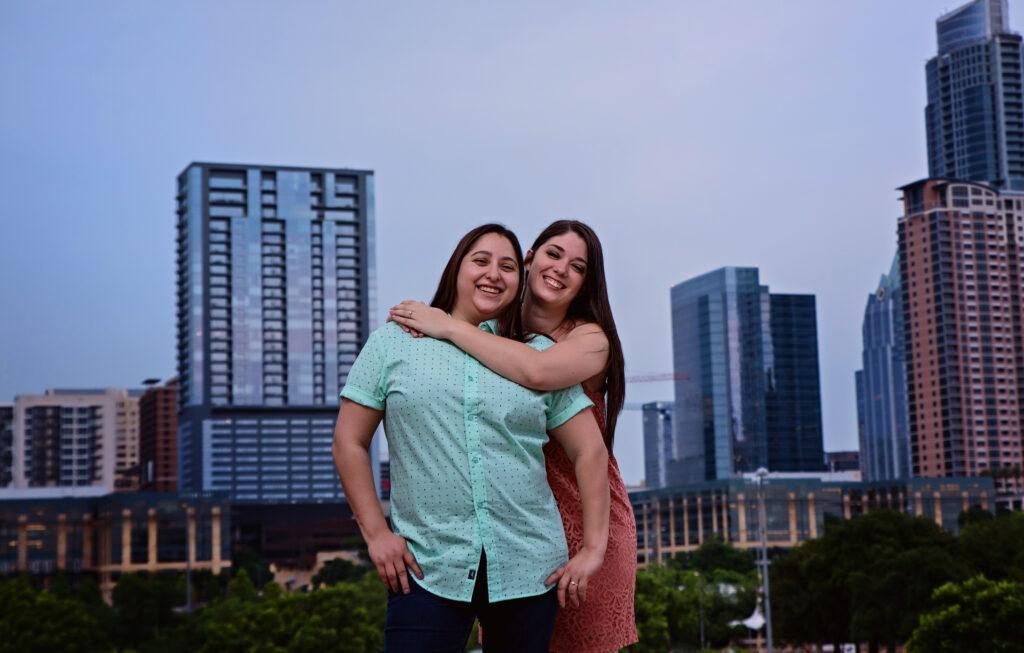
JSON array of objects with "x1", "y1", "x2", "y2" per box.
[{"x1": 0, "y1": 1, "x2": 992, "y2": 486}]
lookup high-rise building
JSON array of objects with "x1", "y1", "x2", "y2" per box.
[
  {"x1": 9, "y1": 389, "x2": 138, "y2": 492},
  {"x1": 176, "y1": 162, "x2": 379, "y2": 502},
  {"x1": 855, "y1": 256, "x2": 911, "y2": 481},
  {"x1": 765, "y1": 294, "x2": 826, "y2": 472},
  {"x1": 642, "y1": 401, "x2": 674, "y2": 489},
  {"x1": 0, "y1": 404, "x2": 13, "y2": 487},
  {"x1": 898, "y1": 178, "x2": 1024, "y2": 507},
  {"x1": 925, "y1": 0, "x2": 1024, "y2": 191},
  {"x1": 670, "y1": 267, "x2": 825, "y2": 482},
  {"x1": 113, "y1": 390, "x2": 143, "y2": 491},
  {"x1": 139, "y1": 379, "x2": 178, "y2": 492}
]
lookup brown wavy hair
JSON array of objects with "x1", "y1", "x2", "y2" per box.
[
  {"x1": 430, "y1": 224, "x2": 526, "y2": 341},
  {"x1": 529, "y1": 220, "x2": 625, "y2": 448}
]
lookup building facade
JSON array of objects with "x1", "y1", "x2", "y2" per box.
[
  {"x1": 670, "y1": 268, "x2": 825, "y2": 482},
  {"x1": 642, "y1": 401, "x2": 675, "y2": 489},
  {"x1": 765, "y1": 294, "x2": 825, "y2": 472},
  {"x1": 176, "y1": 163, "x2": 379, "y2": 502},
  {"x1": 0, "y1": 492, "x2": 230, "y2": 600},
  {"x1": 0, "y1": 404, "x2": 12, "y2": 487},
  {"x1": 631, "y1": 476, "x2": 994, "y2": 566},
  {"x1": 139, "y1": 379, "x2": 178, "y2": 492},
  {"x1": 8, "y1": 389, "x2": 141, "y2": 492},
  {"x1": 856, "y1": 255, "x2": 911, "y2": 481},
  {"x1": 114, "y1": 390, "x2": 143, "y2": 491},
  {"x1": 925, "y1": 0, "x2": 1024, "y2": 191},
  {"x1": 898, "y1": 178, "x2": 1024, "y2": 508}
]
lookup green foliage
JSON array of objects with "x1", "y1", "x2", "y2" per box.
[
  {"x1": 907, "y1": 575, "x2": 1024, "y2": 653},
  {"x1": 670, "y1": 535, "x2": 756, "y2": 576},
  {"x1": 0, "y1": 575, "x2": 112, "y2": 653},
  {"x1": 112, "y1": 572, "x2": 185, "y2": 648},
  {"x1": 232, "y1": 547, "x2": 273, "y2": 589},
  {"x1": 226, "y1": 569, "x2": 258, "y2": 602},
  {"x1": 632, "y1": 567, "x2": 671, "y2": 653},
  {"x1": 956, "y1": 511, "x2": 1024, "y2": 583},
  {"x1": 311, "y1": 557, "x2": 367, "y2": 588},
  {"x1": 771, "y1": 509, "x2": 968, "y2": 650},
  {"x1": 193, "y1": 571, "x2": 386, "y2": 653}
]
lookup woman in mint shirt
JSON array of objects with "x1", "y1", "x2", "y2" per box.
[{"x1": 332, "y1": 224, "x2": 609, "y2": 653}]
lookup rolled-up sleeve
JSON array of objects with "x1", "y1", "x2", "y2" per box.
[
  {"x1": 340, "y1": 329, "x2": 387, "y2": 411},
  {"x1": 545, "y1": 384, "x2": 593, "y2": 430}
]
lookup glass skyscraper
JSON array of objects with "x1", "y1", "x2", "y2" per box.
[
  {"x1": 175, "y1": 163, "x2": 378, "y2": 502},
  {"x1": 925, "y1": 0, "x2": 1024, "y2": 191},
  {"x1": 642, "y1": 401, "x2": 674, "y2": 489},
  {"x1": 855, "y1": 256, "x2": 910, "y2": 482},
  {"x1": 670, "y1": 267, "x2": 824, "y2": 483}
]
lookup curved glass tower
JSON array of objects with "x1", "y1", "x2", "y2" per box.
[{"x1": 925, "y1": 0, "x2": 1024, "y2": 191}]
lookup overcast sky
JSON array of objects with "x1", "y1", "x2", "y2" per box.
[{"x1": 0, "y1": 1, "x2": 988, "y2": 484}]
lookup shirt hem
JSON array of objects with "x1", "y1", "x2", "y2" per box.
[{"x1": 412, "y1": 577, "x2": 558, "y2": 605}]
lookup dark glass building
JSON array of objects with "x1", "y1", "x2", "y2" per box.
[
  {"x1": 670, "y1": 268, "x2": 825, "y2": 482},
  {"x1": 176, "y1": 163, "x2": 379, "y2": 502},
  {"x1": 0, "y1": 404, "x2": 12, "y2": 487},
  {"x1": 855, "y1": 256, "x2": 911, "y2": 482},
  {"x1": 925, "y1": 0, "x2": 1024, "y2": 191},
  {"x1": 765, "y1": 294, "x2": 825, "y2": 472},
  {"x1": 642, "y1": 401, "x2": 675, "y2": 489}
]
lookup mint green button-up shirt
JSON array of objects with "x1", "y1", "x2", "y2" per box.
[{"x1": 340, "y1": 320, "x2": 592, "y2": 602}]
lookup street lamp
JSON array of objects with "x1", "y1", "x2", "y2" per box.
[{"x1": 754, "y1": 467, "x2": 774, "y2": 653}]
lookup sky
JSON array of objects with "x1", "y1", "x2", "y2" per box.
[{"x1": 0, "y1": 1, "x2": 987, "y2": 485}]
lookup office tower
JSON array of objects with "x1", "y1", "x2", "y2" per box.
[
  {"x1": 9, "y1": 388, "x2": 136, "y2": 491},
  {"x1": 642, "y1": 401, "x2": 674, "y2": 488},
  {"x1": 766, "y1": 294, "x2": 826, "y2": 472},
  {"x1": 139, "y1": 379, "x2": 178, "y2": 492},
  {"x1": 0, "y1": 404, "x2": 12, "y2": 487},
  {"x1": 855, "y1": 256, "x2": 911, "y2": 481},
  {"x1": 925, "y1": 0, "x2": 1024, "y2": 191},
  {"x1": 898, "y1": 178, "x2": 1024, "y2": 506},
  {"x1": 113, "y1": 390, "x2": 143, "y2": 491},
  {"x1": 176, "y1": 162, "x2": 378, "y2": 502},
  {"x1": 670, "y1": 267, "x2": 825, "y2": 482}
]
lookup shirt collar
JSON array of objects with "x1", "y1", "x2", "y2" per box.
[{"x1": 479, "y1": 319, "x2": 498, "y2": 334}]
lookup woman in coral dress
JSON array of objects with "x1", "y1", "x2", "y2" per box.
[{"x1": 390, "y1": 220, "x2": 638, "y2": 652}]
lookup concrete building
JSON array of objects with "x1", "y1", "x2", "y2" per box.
[
  {"x1": 826, "y1": 451, "x2": 861, "y2": 477},
  {"x1": 925, "y1": 0, "x2": 1024, "y2": 191},
  {"x1": 898, "y1": 178, "x2": 1024, "y2": 509},
  {"x1": 670, "y1": 268, "x2": 825, "y2": 483},
  {"x1": 631, "y1": 475, "x2": 994, "y2": 566},
  {"x1": 8, "y1": 389, "x2": 141, "y2": 493},
  {"x1": 114, "y1": 390, "x2": 143, "y2": 491},
  {"x1": 642, "y1": 401, "x2": 675, "y2": 489},
  {"x1": 856, "y1": 255, "x2": 911, "y2": 481},
  {"x1": 139, "y1": 379, "x2": 178, "y2": 492},
  {"x1": 175, "y1": 162, "x2": 379, "y2": 502}
]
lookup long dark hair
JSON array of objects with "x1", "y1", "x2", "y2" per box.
[
  {"x1": 430, "y1": 223, "x2": 526, "y2": 341},
  {"x1": 529, "y1": 220, "x2": 625, "y2": 448}
]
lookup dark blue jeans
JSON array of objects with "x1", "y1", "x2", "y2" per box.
[{"x1": 384, "y1": 554, "x2": 558, "y2": 653}]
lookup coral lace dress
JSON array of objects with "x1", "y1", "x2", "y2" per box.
[{"x1": 543, "y1": 385, "x2": 638, "y2": 652}]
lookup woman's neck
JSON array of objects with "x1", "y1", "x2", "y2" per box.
[
  {"x1": 450, "y1": 303, "x2": 486, "y2": 326},
  {"x1": 522, "y1": 293, "x2": 569, "y2": 338}
]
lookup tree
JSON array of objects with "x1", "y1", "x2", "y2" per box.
[
  {"x1": 907, "y1": 575, "x2": 1024, "y2": 653},
  {"x1": 957, "y1": 511, "x2": 1024, "y2": 583},
  {"x1": 0, "y1": 575, "x2": 112, "y2": 653},
  {"x1": 311, "y1": 558, "x2": 367, "y2": 588},
  {"x1": 112, "y1": 572, "x2": 185, "y2": 648},
  {"x1": 632, "y1": 567, "x2": 671, "y2": 653},
  {"x1": 232, "y1": 547, "x2": 274, "y2": 589}
]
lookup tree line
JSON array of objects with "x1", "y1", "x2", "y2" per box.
[{"x1": 1, "y1": 509, "x2": 1022, "y2": 652}]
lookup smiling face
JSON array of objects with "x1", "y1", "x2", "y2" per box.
[
  {"x1": 525, "y1": 231, "x2": 589, "y2": 310},
  {"x1": 450, "y1": 232, "x2": 522, "y2": 325}
]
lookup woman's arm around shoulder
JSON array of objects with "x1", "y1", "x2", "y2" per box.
[{"x1": 389, "y1": 299, "x2": 609, "y2": 391}]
